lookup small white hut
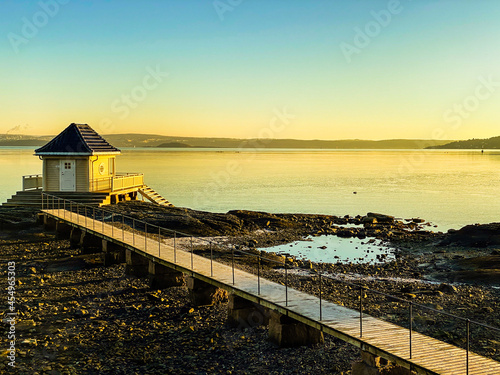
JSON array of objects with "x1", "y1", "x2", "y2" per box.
[
  {"x1": 4, "y1": 123, "x2": 171, "y2": 207},
  {"x1": 35, "y1": 123, "x2": 122, "y2": 192}
]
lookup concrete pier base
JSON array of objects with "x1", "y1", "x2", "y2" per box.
[
  {"x1": 351, "y1": 351, "x2": 413, "y2": 375},
  {"x1": 268, "y1": 310, "x2": 324, "y2": 347},
  {"x1": 79, "y1": 232, "x2": 102, "y2": 254},
  {"x1": 102, "y1": 240, "x2": 126, "y2": 266},
  {"x1": 125, "y1": 249, "x2": 149, "y2": 277},
  {"x1": 69, "y1": 227, "x2": 82, "y2": 248},
  {"x1": 55, "y1": 221, "x2": 72, "y2": 238},
  {"x1": 43, "y1": 215, "x2": 57, "y2": 231},
  {"x1": 187, "y1": 276, "x2": 228, "y2": 306},
  {"x1": 148, "y1": 261, "x2": 185, "y2": 289},
  {"x1": 227, "y1": 294, "x2": 270, "y2": 329}
]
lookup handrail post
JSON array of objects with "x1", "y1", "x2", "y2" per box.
[
  {"x1": 285, "y1": 260, "x2": 288, "y2": 307},
  {"x1": 85, "y1": 206, "x2": 87, "y2": 228},
  {"x1": 174, "y1": 232, "x2": 176, "y2": 263},
  {"x1": 158, "y1": 226, "x2": 161, "y2": 257},
  {"x1": 133, "y1": 219, "x2": 135, "y2": 246},
  {"x1": 41, "y1": 193, "x2": 44, "y2": 210},
  {"x1": 190, "y1": 236, "x2": 194, "y2": 270},
  {"x1": 93, "y1": 207, "x2": 95, "y2": 231},
  {"x1": 111, "y1": 213, "x2": 114, "y2": 237},
  {"x1": 122, "y1": 215, "x2": 125, "y2": 241},
  {"x1": 70, "y1": 201, "x2": 72, "y2": 221},
  {"x1": 359, "y1": 286, "x2": 363, "y2": 338},
  {"x1": 257, "y1": 254, "x2": 261, "y2": 295},
  {"x1": 409, "y1": 301, "x2": 413, "y2": 359},
  {"x1": 319, "y1": 271, "x2": 322, "y2": 321},
  {"x1": 232, "y1": 245, "x2": 235, "y2": 285},
  {"x1": 145, "y1": 223, "x2": 147, "y2": 252},
  {"x1": 64, "y1": 199, "x2": 66, "y2": 219},
  {"x1": 101, "y1": 208, "x2": 104, "y2": 233},
  {"x1": 210, "y1": 242, "x2": 213, "y2": 277},
  {"x1": 466, "y1": 319, "x2": 470, "y2": 375}
]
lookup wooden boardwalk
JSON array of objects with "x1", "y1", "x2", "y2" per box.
[{"x1": 42, "y1": 208, "x2": 500, "y2": 375}]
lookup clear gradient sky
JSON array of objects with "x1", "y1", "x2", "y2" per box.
[{"x1": 1, "y1": 0, "x2": 499, "y2": 140}]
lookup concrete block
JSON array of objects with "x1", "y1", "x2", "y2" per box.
[
  {"x1": 268, "y1": 310, "x2": 324, "y2": 347},
  {"x1": 125, "y1": 249, "x2": 149, "y2": 277},
  {"x1": 227, "y1": 294, "x2": 270, "y2": 328},
  {"x1": 148, "y1": 261, "x2": 185, "y2": 288},
  {"x1": 102, "y1": 240, "x2": 126, "y2": 266},
  {"x1": 187, "y1": 276, "x2": 228, "y2": 306},
  {"x1": 55, "y1": 221, "x2": 72, "y2": 238}
]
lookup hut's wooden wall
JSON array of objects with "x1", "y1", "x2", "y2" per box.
[
  {"x1": 43, "y1": 159, "x2": 59, "y2": 191},
  {"x1": 76, "y1": 158, "x2": 89, "y2": 192},
  {"x1": 43, "y1": 157, "x2": 90, "y2": 192}
]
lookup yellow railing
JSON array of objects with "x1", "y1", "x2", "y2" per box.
[
  {"x1": 23, "y1": 174, "x2": 43, "y2": 191},
  {"x1": 90, "y1": 173, "x2": 144, "y2": 192}
]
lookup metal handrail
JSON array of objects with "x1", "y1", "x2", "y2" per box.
[
  {"x1": 89, "y1": 173, "x2": 144, "y2": 192},
  {"x1": 40, "y1": 192, "x2": 500, "y2": 371}
]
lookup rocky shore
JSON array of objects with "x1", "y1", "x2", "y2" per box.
[{"x1": 1, "y1": 203, "x2": 499, "y2": 374}]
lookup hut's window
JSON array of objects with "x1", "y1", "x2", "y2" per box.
[
  {"x1": 99, "y1": 163, "x2": 105, "y2": 175},
  {"x1": 64, "y1": 162, "x2": 72, "y2": 169}
]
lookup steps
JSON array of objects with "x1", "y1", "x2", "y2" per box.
[
  {"x1": 138, "y1": 185, "x2": 174, "y2": 207},
  {"x1": 2, "y1": 191, "x2": 110, "y2": 207}
]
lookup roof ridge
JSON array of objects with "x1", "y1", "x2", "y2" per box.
[{"x1": 34, "y1": 123, "x2": 120, "y2": 156}]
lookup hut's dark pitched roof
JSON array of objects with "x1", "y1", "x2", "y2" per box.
[{"x1": 35, "y1": 123, "x2": 120, "y2": 155}]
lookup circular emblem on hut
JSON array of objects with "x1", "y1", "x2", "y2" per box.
[{"x1": 99, "y1": 163, "x2": 105, "y2": 175}]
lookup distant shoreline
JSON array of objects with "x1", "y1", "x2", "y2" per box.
[
  {"x1": 0, "y1": 133, "x2": 455, "y2": 149},
  {"x1": 2, "y1": 133, "x2": 500, "y2": 149}
]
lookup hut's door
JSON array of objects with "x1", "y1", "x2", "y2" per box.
[{"x1": 60, "y1": 160, "x2": 76, "y2": 191}]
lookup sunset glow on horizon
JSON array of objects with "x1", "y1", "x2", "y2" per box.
[{"x1": 1, "y1": 0, "x2": 500, "y2": 141}]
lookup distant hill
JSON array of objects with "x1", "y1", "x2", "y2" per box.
[
  {"x1": 107, "y1": 135, "x2": 452, "y2": 149},
  {"x1": 156, "y1": 142, "x2": 193, "y2": 148},
  {"x1": 0, "y1": 134, "x2": 51, "y2": 146},
  {"x1": 426, "y1": 136, "x2": 500, "y2": 149},
  {"x1": 0, "y1": 133, "x2": 454, "y2": 149}
]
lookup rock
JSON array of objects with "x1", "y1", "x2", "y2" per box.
[
  {"x1": 361, "y1": 216, "x2": 378, "y2": 225},
  {"x1": 21, "y1": 338, "x2": 37, "y2": 346},
  {"x1": 440, "y1": 223, "x2": 500, "y2": 247},
  {"x1": 74, "y1": 309, "x2": 89, "y2": 318},
  {"x1": 438, "y1": 283, "x2": 458, "y2": 294},
  {"x1": 366, "y1": 212, "x2": 395, "y2": 223},
  {"x1": 248, "y1": 239, "x2": 258, "y2": 248}
]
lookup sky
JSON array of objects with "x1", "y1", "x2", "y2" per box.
[{"x1": 1, "y1": 0, "x2": 500, "y2": 141}]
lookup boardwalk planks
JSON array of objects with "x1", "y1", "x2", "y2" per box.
[{"x1": 42, "y1": 209, "x2": 500, "y2": 375}]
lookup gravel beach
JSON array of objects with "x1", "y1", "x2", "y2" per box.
[{"x1": 1, "y1": 204, "x2": 499, "y2": 374}]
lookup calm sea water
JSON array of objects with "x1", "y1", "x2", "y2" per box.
[{"x1": 1, "y1": 147, "x2": 499, "y2": 231}]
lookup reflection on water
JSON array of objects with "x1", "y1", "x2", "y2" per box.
[
  {"x1": 1, "y1": 147, "x2": 499, "y2": 231},
  {"x1": 261, "y1": 235, "x2": 395, "y2": 264}
]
